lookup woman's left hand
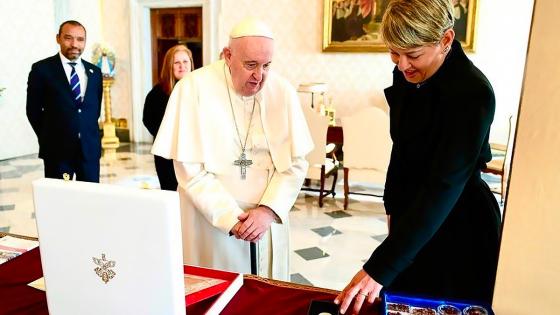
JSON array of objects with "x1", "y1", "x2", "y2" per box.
[{"x1": 334, "y1": 269, "x2": 383, "y2": 314}]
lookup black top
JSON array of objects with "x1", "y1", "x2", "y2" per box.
[
  {"x1": 142, "y1": 84, "x2": 170, "y2": 137},
  {"x1": 363, "y1": 40, "x2": 501, "y2": 303},
  {"x1": 142, "y1": 83, "x2": 178, "y2": 191}
]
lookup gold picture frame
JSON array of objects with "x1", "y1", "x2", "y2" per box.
[
  {"x1": 452, "y1": 0, "x2": 478, "y2": 52},
  {"x1": 322, "y1": 0, "x2": 478, "y2": 53}
]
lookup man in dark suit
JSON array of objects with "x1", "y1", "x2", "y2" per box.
[{"x1": 27, "y1": 20, "x2": 103, "y2": 182}]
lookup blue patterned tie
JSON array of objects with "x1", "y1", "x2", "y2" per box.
[{"x1": 68, "y1": 62, "x2": 81, "y2": 105}]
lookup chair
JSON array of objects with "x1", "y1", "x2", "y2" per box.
[
  {"x1": 482, "y1": 115, "x2": 514, "y2": 205},
  {"x1": 301, "y1": 105, "x2": 339, "y2": 207},
  {"x1": 341, "y1": 107, "x2": 392, "y2": 210}
]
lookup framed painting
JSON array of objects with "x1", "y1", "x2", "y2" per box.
[
  {"x1": 452, "y1": 0, "x2": 477, "y2": 52},
  {"x1": 323, "y1": 0, "x2": 388, "y2": 52},
  {"x1": 322, "y1": 0, "x2": 478, "y2": 53}
]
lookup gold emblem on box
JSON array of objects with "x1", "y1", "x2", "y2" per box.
[{"x1": 93, "y1": 253, "x2": 116, "y2": 284}]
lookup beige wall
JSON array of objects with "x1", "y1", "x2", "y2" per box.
[
  {"x1": 0, "y1": 0, "x2": 534, "y2": 157},
  {"x1": 0, "y1": 0, "x2": 55, "y2": 160},
  {"x1": 98, "y1": 0, "x2": 132, "y2": 125},
  {"x1": 492, "y1": 1, "x2": 560, "y2": 314},
  {"x1": 218, "y1": 0, "x2": 394, "y2": 119},
  {"x1": 216, "y1": 0, "x2": 533, "y2": 145}
]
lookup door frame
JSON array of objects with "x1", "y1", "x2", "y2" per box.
[{"x1": 129, "y1": 0, "x2": 221, "y2": 143}]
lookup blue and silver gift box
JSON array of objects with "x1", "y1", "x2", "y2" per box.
[{"x1": 384, "y1": 292, "x2": 494, "y2": 315}]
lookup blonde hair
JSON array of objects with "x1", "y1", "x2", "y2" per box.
[
  {"x1": 381, "y1": 0, "x2": 454, "y2": 50},
  {"x1": 160, "y1": 45, "x2": 194, "y2": 95}
]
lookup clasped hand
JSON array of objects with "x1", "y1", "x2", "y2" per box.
[{"x1": 230, "y1": 206, "x2": 277, "y2": 242}]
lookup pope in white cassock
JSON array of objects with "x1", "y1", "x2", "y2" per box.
[{"x1": 152, "y1": 18, "x2": 313, "y2": 280}]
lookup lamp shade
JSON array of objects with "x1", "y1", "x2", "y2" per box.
[{"x1": 297, "y1": 83, "x2": 328, "y2": 94}]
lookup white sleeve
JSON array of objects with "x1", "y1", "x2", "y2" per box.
[
  {"x1": 259, "y1": 156, "x2": 309, "y2": 224},
  {"x1": 173, "y1": 160, "x2": 245, "y2": 234}
]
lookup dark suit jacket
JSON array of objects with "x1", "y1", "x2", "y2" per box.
[
  {"x1": 26, "y1": 54, "x2": 103, "y2": 161},
  {"x1": 363, "y1": 41, "x2": 501, "y2": 303}
]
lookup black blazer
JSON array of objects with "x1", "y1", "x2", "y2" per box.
[
  {"x1": 363, "y1": 41, "x2": 501, "y2": 302},
  {"x1": 26, "y1": 54, "x2": 103, "y2": 161}
]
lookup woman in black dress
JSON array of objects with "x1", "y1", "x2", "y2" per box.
[
  {"x1": 335, "y1": 0, "x2": 501, "y2": 313},
  {"x1": 143, "y1": 45, "x2": 194, "y2": 191}
]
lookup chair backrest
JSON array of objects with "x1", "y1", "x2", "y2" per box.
[
  {"x1": 341, "y1": 107, "x2": 392, "y2": 171},
  {"x1": 302, "y1": 105, "x2": 329, "y2": 166}
]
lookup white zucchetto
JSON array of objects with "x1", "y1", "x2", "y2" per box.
[{"x1": 229, "y1": 17, "x2": 274, "y2": 40}]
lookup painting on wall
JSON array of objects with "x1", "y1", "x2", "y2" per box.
[
  {"x1": 323, "y1": 0, "x2": 477, "y2": 52},
  {"x1": 451, "y1": 0, "x2": 477, "y2": 51}
]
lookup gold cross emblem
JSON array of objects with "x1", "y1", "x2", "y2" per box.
[{"x1": 93, "y1": 253, "x2": 116, "y2": 284}]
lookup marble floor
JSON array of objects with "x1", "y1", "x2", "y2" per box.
[{"x1": 0, "y1": 143, "x2": 502, "y2": 291}]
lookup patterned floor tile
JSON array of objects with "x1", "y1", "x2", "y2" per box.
[
  {"x1": 0, "y1": 188, "x2": 19, "y2": 193},
  {"x1": 371, "y1": 234, "x2": 387, "y2": 242},
  {"x1": 324, "y1": 210, "x2": 352, "y2": 219},
  {"x1": 290, "y1": 273, "x2": 313, "y2": 286},
  {"x1": 15, "y1": 164, "x2": 43, "y2": 175},
  {"x1": 0, "y1": 171, "x2": 22, "y2": 179},
  {"x1": 294, "y1": 247, "x2": 330, "y2": 261},
  {"x1": 0, "y1": 145, "x2": 504, "y2": 292},
  {"x1": 0, "y1": 205, "x2": 15, "y2": 211},
  {"x1": 311, "y1": 226, "x2": 342, "y2": 237}
]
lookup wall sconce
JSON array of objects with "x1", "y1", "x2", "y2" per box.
[{"x1": 298, "y1": 83, "x2": 327, "y2": 109}]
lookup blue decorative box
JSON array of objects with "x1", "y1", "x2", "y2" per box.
[{"x1": 384, "y1": 292, "x2": 494, "y2": 315}]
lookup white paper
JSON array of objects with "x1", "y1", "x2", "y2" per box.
[
  {"x1": 0, "y1": 236, "x2": 38, "y2": 264},
  {"x1": 28, "y1": 277, "x2": 46, "y2": 291}
]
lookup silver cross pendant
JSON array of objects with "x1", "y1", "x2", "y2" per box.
[{"x1": 233, "y1": 151, "x2": 253, "y2": 180}]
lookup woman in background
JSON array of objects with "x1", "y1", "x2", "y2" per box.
[
  {"x1": 335, "y1": 0, "x2": 501, "y2": 313},
  {"x1": 143, "y1": 45, "x2": 194, "y2": 191}
]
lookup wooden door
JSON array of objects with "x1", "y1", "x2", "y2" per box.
[{"x1": 150, "y1": 7, "x2": 203, "y2": 85}]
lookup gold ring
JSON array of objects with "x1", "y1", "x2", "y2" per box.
[{"x1": 359, "y1": 292, "x2": 368, "y2": 297}]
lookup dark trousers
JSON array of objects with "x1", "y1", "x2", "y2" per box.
[
  {"x1": 43, "y1": 158, "x2": 100, "y2": 183},
  {"x1": 154, "y1": 155, "x2": 178, "y2": 191}
]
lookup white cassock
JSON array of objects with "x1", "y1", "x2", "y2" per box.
[{"x1": 152, "y1": 60, "x2": 313, "y2": 280}]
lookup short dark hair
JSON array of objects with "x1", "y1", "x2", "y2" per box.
[{"x1": 58, "y1": 20, "x2": 86, "y2": 36}]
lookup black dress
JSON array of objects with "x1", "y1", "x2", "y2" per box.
[
  {"x1": 363, "y1": 40, "x2": 501, "y2": 304},
  {"x1": 142, "y1": 84, "x2": 178, "y2": 191}
]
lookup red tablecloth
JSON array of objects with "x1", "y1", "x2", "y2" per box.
[
  {"x1": 1, "y1": 247, "x2": 380, "y2": 314},
  {"x1": 0, "y1": 247, "x2": 48, "y2": 315}
]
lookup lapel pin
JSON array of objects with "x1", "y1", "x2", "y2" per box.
[{"x1": 89, "y1": 69, "x2": 94, "y2": 74}]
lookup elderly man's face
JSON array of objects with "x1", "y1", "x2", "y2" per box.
[{"x1": 224, "y1": 37, "x2": 274, "y2": 97}]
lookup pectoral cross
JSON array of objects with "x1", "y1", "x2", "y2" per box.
[{"x1": 233, "y1": 151, "x2": 252, "y2": 180}]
